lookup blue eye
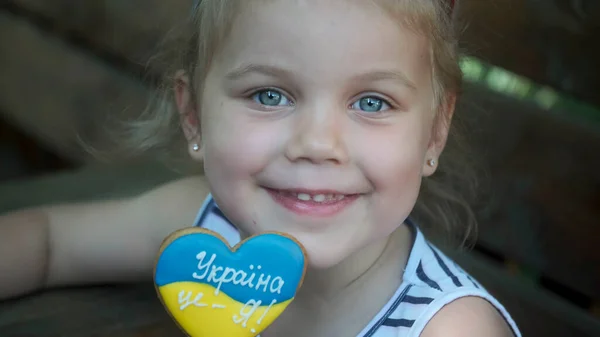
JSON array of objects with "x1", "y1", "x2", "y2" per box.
[
  {"x1": 351, "y1": 96, "x2": 390, "y2": 113},
  {"x1": 252, "y1": 89, "x2": 292, "y2": 106}
]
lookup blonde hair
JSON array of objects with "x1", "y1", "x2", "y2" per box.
[{"x1": 111, "y1": 0, "x2": 478, "y2": 247}]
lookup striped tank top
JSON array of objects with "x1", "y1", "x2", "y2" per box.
[{"x1": 193, "y1": 195, "x2": 522, "y2": 337}]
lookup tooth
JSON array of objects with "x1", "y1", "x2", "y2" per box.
[
  {"x1": 313, "y1": 194, "x2": 326, "y2": 202},
  {"x1": 297, "y1": 193, "x2": 311, "y2": 201}
]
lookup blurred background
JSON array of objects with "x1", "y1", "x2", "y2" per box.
[{"x1": 0, "y1": 0, "x2": 599, "y2": 336}]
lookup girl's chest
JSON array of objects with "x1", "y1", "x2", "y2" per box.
[{"x1": 261, "y1": 281, "x2": 406, "y2": 337}]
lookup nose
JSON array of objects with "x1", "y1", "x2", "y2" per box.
[{"x1": 284, "y1": 104, "x2": 349, "y2": 165}]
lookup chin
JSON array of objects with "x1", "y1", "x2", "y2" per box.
[
  {"x1": 306, "y1": 255, "x2": 345, "y2": 270},
  {"x1": 298, "y1": 239, "x2": 352, "y2": 270}
]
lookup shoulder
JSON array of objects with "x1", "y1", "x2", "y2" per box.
[
  {"x1": 132, "y1": 175, "x2": 210, "y2": 240},
  {"x1": 419, "y1": 296, "x2": 516, "y2": 337},
  {"x1": 135, "y1": 174, "x2": 209, "y2": 209},
  {"x1": 400, "y1": 230, "x2": 519, "y2": 337}
]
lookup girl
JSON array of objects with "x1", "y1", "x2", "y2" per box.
[{"x1": 0, "y1": 0, "x2": 521, "y2": 336}]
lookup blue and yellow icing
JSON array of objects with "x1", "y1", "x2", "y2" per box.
[{"x1": 154, "y1": 230, "x2": 307, "y2": 337}]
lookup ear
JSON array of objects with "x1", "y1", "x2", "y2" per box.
[
  {"x1": 422, "y1": 93, "x2": 456, "y2": 177},
  {"x1": 174, "y1": 70, "x2": 204, "y2": 161}
]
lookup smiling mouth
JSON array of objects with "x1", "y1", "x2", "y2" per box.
[
  {"x1": 279, "y1": 190, "x2": 347, "y2": 203},
  {"x1": 265, "y1": 188, "x2": 360, "y2": 217}
]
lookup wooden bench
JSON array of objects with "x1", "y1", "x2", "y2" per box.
[
  {"x1": 0, "y1": 159, "x2": 598, "y2": 337},
  {"x1": 1, "y1": 1, "x2": 599, "y2": 336}
]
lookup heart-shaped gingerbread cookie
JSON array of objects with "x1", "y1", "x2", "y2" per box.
[{"x1": 154, "y1": 228, "x2": 307, "y2": 337}]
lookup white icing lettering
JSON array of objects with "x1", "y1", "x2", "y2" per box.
[
  {"x1": 191, "y1": 251, "x2": 287, "y2": 295},
  {"x1": 241, "y1": 271, "x2": 256, "y2": 288},
  {"x1": 257, "y1": 299, "x2": 277, "y2": 325},
  {"x1": 233, "y1": 299, "x2": 262, "y2": 327},
  {"x1": 213, "y1": 267, "x2": 237, "y2": 295},
  {"x1": 178, "y1": 290, "x2": 207, "y2": 310},
  {"x1": 233, "y1": 270, "x2": 247, "y2": 284},
  {"x1": 207, "y1": 265, "x2": 223, "y2": 282},
  {"x1": 256, "y1": 274, "x2": 271, "y2": 292},
  {"x1": 212, "y1": 304, "x2": 226, "y2": 309},
  {"x1": 270, "y1": 277, "x2": 284, "y2": 294},
  {"x1": 192, "y1": 252, "x2": 216, "y2": 280}
]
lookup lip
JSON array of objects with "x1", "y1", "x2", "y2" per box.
[
  {"x1": 275, "y1": 187, "x2": 349, "y2": 195},
  {"x1": 265, "y1": 187, "x2": 359, "y2": 217}
]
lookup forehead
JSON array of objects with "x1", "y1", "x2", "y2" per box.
[{"x1": 211, "y1": 0, "x2": 432, "y2": 86}]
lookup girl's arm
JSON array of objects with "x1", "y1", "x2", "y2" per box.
[
  {"x1": 0, "y1": 176, "x2": 209, "y2": 300},
  {"x1": 421, "y1": 296, "x2": 516, "y2": 337}
]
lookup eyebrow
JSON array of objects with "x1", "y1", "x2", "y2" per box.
[
  {"x1": 352, "y1": 71, "x2": 418, "y2": 91},
  {"x1": 224, "y1": 63, "x2": 417, "y2": 91},
  {"x1": 225, "y1": 64, "x2": 293, "y2": 81}
]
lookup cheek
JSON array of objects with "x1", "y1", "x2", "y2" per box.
[
  {"x1": 373, "y1": 146, "x2": 423, "y2": 187},
  {"x1": 353, "y1": 125, "x2": 426, "y2": 220},
  {"x1": 356, "y1": 125, "x2": 426, "y2": 186},
  {"x1": 368, "y1": 145, "x2": 423, "y2": 217},
  {"x1": 201, "y1": 105, "x2": 284, "y2": 179}
]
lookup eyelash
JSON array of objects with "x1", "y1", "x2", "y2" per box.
[
  {"x1": 350, "y1": 94, "x2": 393, "y2": 113},
  {"x1": 247, "y1": 88, "x2": 396, "y2": 113},
  {"x1": 249, "y1": 88, "x2": 295, "y2": 107}
]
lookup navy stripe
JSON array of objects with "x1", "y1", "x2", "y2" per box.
[
  {"x1": 362, "y1": 285, "x2": 412, "y2": 337},
  {"x1": 382, "y1": 318, "x2": 415, "y2": 328},
  {"x1": 212, "y1": 205, "x2": 229, "y2": 222},
  {"x1": 452, "y1": 261, "x2": 480, "y2": 289},
  {"x1": 402, "y1": 295, "x2": 434, "y2": 305},
  {"x1": 466, "y1": 274, "x2": 480, "y2": 289},
  {"x1": 195, "y1": 199, "x2": 215, "y2": 227},
  {"x1": 196, "y1": 199, "x2": 236, "y2": 230},
  {"x1": 417, "y1": 261, "x2": 442, "y2": 291},
  {"x1": 428, "y1": 244, "x2": 462, "y2": 288}
]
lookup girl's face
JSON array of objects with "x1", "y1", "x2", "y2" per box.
[{"x1": 182, "y1": 0, "x2": 451, "y2": 269}]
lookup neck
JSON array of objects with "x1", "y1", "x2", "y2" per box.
[
  {"x1": 295, "y1": 224, "x2": 413, "y2": 308},
  {"x1": 262, "y1": 225, "x2": 414, "y2": 337},
  {"x1": 302, "y1": 238, "x2": 389, "y2": 300}
]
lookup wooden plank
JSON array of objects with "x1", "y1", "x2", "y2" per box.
[
  {"x1": 459, "y1": 84, "x2": 600, "y2": 303},
  {"x1": 9, "y1": 0, "x2": 600, "y2": 107},
  {"x1": 0, "y1": 11, "x2": 150, "y2": 164},
  {"x1": 457, "y1": 0, "x2": 600, "y2": 106},
  {"x1": 0, "y1": 161, "x2": 180, "y2": 214},
  {"x1": 8, "y1": 0, "x2": 193, "y2": 73},
  {"x1": 0, "y1": 285, "x2": 184, "y2": 337},
  {"x1": 0, "y1": 117, "x2": 74, "y2": 182}
]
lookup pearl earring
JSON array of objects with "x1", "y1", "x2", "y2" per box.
[
  {"x1": 192, "y1": 144, "x2": 200, "y2": 152},
  {"x1": 427, "y1": 159, "x2": 437, "y2": 167}
]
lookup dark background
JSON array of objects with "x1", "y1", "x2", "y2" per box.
[{"x1": 0, "y1": 1, "x2": 599, "y2": 336}]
